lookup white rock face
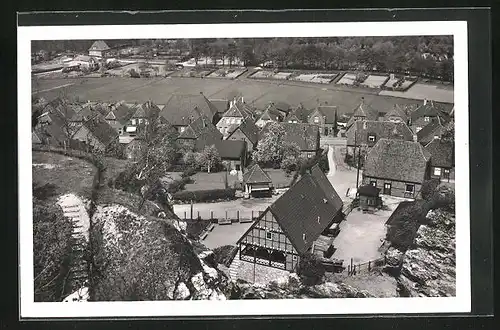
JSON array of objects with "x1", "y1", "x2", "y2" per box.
[
  {"x1": 62, "y1": 287, "x2": 89, "y2": 302},
  {"x1": 175, "y1": 282, "x2": 190, "y2": 300},
  {"x1": 191, "y1": 272, "x2": 207, "y2": 292},
  {"x1": 57, "y1": 194, "x2": 91, "y2": 241}
]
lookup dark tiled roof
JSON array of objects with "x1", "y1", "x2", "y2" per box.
[
  {"x1": 178, "y1": 115, "x2": 223, "y2": 141},
  {"x1": 223, "y1": 100, "x2": 254, "y2": 119},
  {"x1": 260, "y1": 122, "x2": 320, "y2": 152},
  {"x1": 89, "y1": 40, "x2": 110, "y2": 51},
  {"x1": 71, "y1": 104, "x2": 102, "y2": 122},
  {"x1": 346, "y1": 121, "x2": 414, "y2": 146},
  {"x1": 265, "y1": 165, "x2": 343, "y2": 254},
  {"x1": 45, "y1": 98, "x2": 78, "y2": 121},
  {"x1": 36, "y1": 110, "x2": 70, "y2": 145},
  {"x1": 363, "y1": 139, "x2": 431, "y2": 184},
  {"x1": 311, "y1": 105, "x2": 338, "y2": 124},
  {"x1": 357, "y1": 184, "x2": 380, "y2": 197},
  {"x1": 384, "y1": 105, "x2": 409, "y2": 123},
  {"x1": 160, "y1": 94, "x2": 218, "y2": 126},
  {"x1": 209, "y1": 99, "x2": 229, "y2": 113},
  {"x1": 259, "y1": 105, "x2": 283, "y2": 122},
  {"x1": 289, "y1": 104, "x2": 312, "y2": 123},
  {"x1": 274, "y1": 101, "x2": 291, "y2": 113},
  {"x1": 310, "y1": 165, "x2": 343, "y2": 212},
  {"x1": 243, "y1": 163, "x2": 272, "y2": 184},
  {"x1": 83, "y1": 115, "x2": 119, "y2": 147},
  {"x1": 195, "y1": 139, "x2": 246, "y2": 160},
  {"x1": 346, "y1": 98, "x2": 379, "y2": 127},
  {"x1": 132, "y1": 101, "x2": 161, "y2": 119},
  {"x1": 424, "y1": 138, "x2": 454, "y2": 168},
  {"x1": 416, "y1": 118, "x2": 447, "y2": 145},
  {"x1": 106, "y1": 103, "x2": 135, "y2": 125},
  {"x1": 410, "y1": 101, "x2": 449, "y2": 122},
  {"x1": 227, "y1": 118, "x2": 260, "y2": 145}
]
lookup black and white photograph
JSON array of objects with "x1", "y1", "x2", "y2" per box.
[{"x1": 18, "y1": 18, "x2": 472, "y2": 318}]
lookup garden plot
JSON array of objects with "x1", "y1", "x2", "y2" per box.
[
  {"x1": 336, "y1": 73, "x2": 357, "y2": 85},
  {"x1": 272, "y1": 72, "x2": 293, "y2": 80},
  {"x1": 207, "y1": 68, "x2": 247, "y2": 79},
  {"x1": 291, "y1": 73, "x2": 316, "y2": 82},
  {"x1": 384, "y1": 77, "x2": 399, "y2": 88},
  {"x1": 310, "y1": 74, "x2": 338, "y2": 84},
  {"x1": 250, "y1": 70, "x2": 275, "y2": 79},
  {"x1": 360, "y1": 75, "x2": 388, "y2": 89},
  {"x1": 172, "y1": 68, "x2": 215, "y2": 78}
]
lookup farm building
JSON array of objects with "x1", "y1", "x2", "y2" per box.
[
  {"x1": 356, "y1": 184, "x2": 382, "y2": 211},
  {"x1": 409, "y1": 99, "x2": 450, "y2": 133},
  {"x1": 259, "y1": 122, "x2": 321, "y2": 158},
  {"x1": 384, "y1": 104, "x2": 410, "y2": 124},
  {"x1": 128, "y1": 101, "x2": 161, "y2": 128},
  {"x1": 209, "y1": 99, "x2": 230, "y2": 115},
  {"x1": 345, "y1": 120, "x2": 414, "y2": 155},
  {"x1": 69, "y1": 103, "x2": 107, "y2": 130},
  {"x1": 346, "y1": 97, "x2": 379, "y2": 128},
  {"x1": 255, "y1": 103, "x2": 284, "y2": 128},
  {"x1": 160, "y1": 93, "x2": 220, "y2": 132},
  {"x1": 71, "y1": 116, "x2": 119, "y2": 153},
  {"x1": 424, "y1": 138, "x2": 454, "y2": 182},
  {"x1": 68, "y1": 55, "x2": 99, "y2": 70},
  {"x1": 242, "y1": 163, "x2": 273, "y2": 198},
  {"x1": 216, "y1": 96, "x2": 255, "y2": 136},
  {"x1": 225, "y1": 118, "x2": 260, "y2": 152},
  {"x1": 416, "y1": 116, "x2": 450, "y2": 146},
  {"x1": 88, "y1": 40, "x2": 111, "y2": 58},
  {"x1": 236, "y1": 164, "x2": 344, "y2": 271},
  {"x1": 285, "y1": 103, "x2": 310, "y2": 123},
  {"x1": 362, "y1": 139, "x2": 431, "y2": 198},
  {"x1": 104, "y1": 102, "x2": 136, "y2": 135},
  {"x1": 176, "y1": 114, "x2": 223, "y2": 150},
  {"x1": 307, "y1": 104, "x2": 339, "y2": 136},
  {"x1": 195, "y1": 139, "x2": 248, "y2": 172}
]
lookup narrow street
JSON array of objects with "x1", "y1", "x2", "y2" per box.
[{"x1": 322, "y1": 139, "x2": 359, "y2": 201}]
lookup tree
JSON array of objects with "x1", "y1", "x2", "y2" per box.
[
  {"x1": 197, "y1": 145, "x2": 221, "y2": 173},
  {"x1": 253, "y1": 122, "x2": 300, "y2": 168},
  {"x1": 297, "y1": 253, "x2": 325, "y2": 286},
  {"x1": 332, "y1": 109, "x2": 339, "y2": 136}
]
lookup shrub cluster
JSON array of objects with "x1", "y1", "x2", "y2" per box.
[
  {"x1": 166, "y1": 177, "x2": 193, "y2": 194},
  {"x1": 212, "y1": 245, "x2": 239, "y2": 268},
  {"x1": 173, "y1": 188, "x2": 236, "y2": 203},
  {"x1": 297, "y1": 253, "x2": 326, "y2": 286}
]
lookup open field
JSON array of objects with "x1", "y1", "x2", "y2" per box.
[
  {"x1": 379, "y1": 82, "x2": 454, "y2": 103},
  {"x1": 184, "y1": 171, "x2": 240, "y2": 191},
  {"x1": 32, "y1": 151, "x2": 96, "y2": 198},
  {"x1": 32, "y1": 76, "x2": 454, "y2": 114}
]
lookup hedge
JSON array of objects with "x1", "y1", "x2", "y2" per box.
[{"x1": 173, "y1": 188, "x2": 236, "y2": 202}]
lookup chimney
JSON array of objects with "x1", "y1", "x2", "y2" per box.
[
  {"x1": 302, "y1": 233, "x2": 306, "y2": 241},
  {"x1": 423, "y1": 98, "x2": 428, "y2": 106},
  {"x1": 413, "y1": 134, "x2": 418, "y2": 142},
  {"x1": 363, "y1": 121, "x2": 367, "y2": 129},
  {"x1": 390, "y1": 73, "x2": 395, "y2": 80},
  {"x1": 317, "y1": 216, "x2": 321, "y2": 224}
]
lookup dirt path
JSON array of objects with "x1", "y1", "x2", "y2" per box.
[{"x1": 326, "y1": 146, "x2": 337, "y2": 177}]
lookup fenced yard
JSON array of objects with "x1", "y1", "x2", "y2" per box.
[
  {"x1": 360, "y1": 75, "x2": 389, "y2": 89},
  {"x1": 184, "y1": 171, "x2": 240, "y2": 191},
  {"x1": 332, "y1": 208, "x2": 393, "y2": 264},
  {"x1": 379, "y1": 82, "x2": 454, "y2": 103},
  {"x1": 336, "y1": 73, "x2": 357, "y2": 85}
]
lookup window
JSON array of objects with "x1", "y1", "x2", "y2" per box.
[
  {"x1": 424, "y1": 116, "x2": 430, "y2": 122},
  {"x1": 367, "y1": 199, "x2": 373, "y2": 205},
  {"x1": 314, "y1": 116, "x2": 320, "y2": 123},
  {"x1": 138, "y1": 118, "x2": 143, "y2": 124},
  {"x1": 370, "y1": 180, "x2": 377, "y2": 187},
  {"x1": 131, "y1": 119, "x2": 136, "y2": 125},
  {"x1": 368, "y1": 135, "x2": 376, "y2": 142},
  {"x1": 235, "y1": 164, "x2": 241, "y2": 171},
  {"x1": 266, "y1": 232, "x2": 272, "y2": 239},
  {"x1": 405, "y1": 184, "x2": 414, "y2": 193},
  {"x1": 415, "y1": 127, "x2": 422, "y2": 132},
  {"x1": 293, "y1": 255, "x2": 298, "y2": 261},
  {"x1": 179, "y1": 127, "x2": 185, "y2": 133},
  {"x1": 434, "y1": 167, "x2": 442, "y2": 176}
]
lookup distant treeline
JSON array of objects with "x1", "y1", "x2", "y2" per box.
[{"x1": 32, "y1": 36, "x2": 454, "y2": 81}]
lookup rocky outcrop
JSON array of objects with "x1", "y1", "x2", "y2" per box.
[{"x1": 396, "y1": 209, "x2": 456, "y2": 297}]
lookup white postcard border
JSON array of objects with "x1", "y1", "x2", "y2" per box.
[{"x1": 18, "y1": 20, "x2": 470, "y2": 318}]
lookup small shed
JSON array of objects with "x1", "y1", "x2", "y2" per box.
[
  {"x1": 242, "y1": 163, "x2": 273, "y2": 198},
  {"x1": 357, "y1": 184, "x2": 381, "y2": 211}
]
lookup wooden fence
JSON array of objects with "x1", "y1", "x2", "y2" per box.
[
  {"x1": 346, "y1": 256, "x2": 387, "y2": 276},
  {"x1": 178, "y1": 209, "x2": 265, "y2": 223}
]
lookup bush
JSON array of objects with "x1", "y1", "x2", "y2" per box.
[
  {"x1": 181, "y1": 167, "x2": 197, "y2": 178},
  {"x1": 167, "y1": 177, "x2": 193, "y2": 194},
  {"x1": 386, "y1": 200, "x2": 429, "y2": 251},
  {"x1": 318, "y1": 152, "x2": 330, "y2": 173},
  {"x1": 212, "y1": 245, "x2": 238, "y2": 267},
  {"x1": 129, "y1": 68, "x2": 140, "y2": 78},
  {"x1": 297, "y1": 253, "x2": 325, "y2": 286},
  {"x1": 173, "y1": 188, "x2": 236, "y2": 202},
  {"x1": 420, "y1": 178, "x2": 441, "y2": 200}
]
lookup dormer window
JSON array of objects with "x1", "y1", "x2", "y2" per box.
[
  {"x1": 424, "y1": 116, "x2": 430, "y2": 122},
  {"x1": 368, "y1": 135, "x2": 376, "y2": 142},
  {"x1": 313, "y1": 116, "x2": 320, "y2": 123}
]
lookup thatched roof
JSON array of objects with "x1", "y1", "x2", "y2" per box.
[
  {"x1": 346, "y1": 98, "x2": 379, "y2": 127},
  {"x1": 160, "y1": 93, "x2": 218, "y2": 126},
  {"x1": 424, "y1": 138, "x2": 454, "y2": 168},
  {"x1": 363, "y1": 139, "x2": 431, "y2": 184},
  {"x1": 260, "y1": 122, "x2": 320, "y2": 152}
]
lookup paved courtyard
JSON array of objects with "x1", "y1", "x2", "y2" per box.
[
  {"x1": 202, "y1": 222, "x2": 254, "y2": 250},
  {"x1": 332, "y1": 208, "x2": 393, "y2": 264}
]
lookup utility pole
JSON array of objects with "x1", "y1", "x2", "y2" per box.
[{"x1": 355, "y1": 131, "x2": 360, "y2": 189}]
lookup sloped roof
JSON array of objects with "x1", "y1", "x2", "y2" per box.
[
  {"x1": 310, "y1": 105, "x2": 338, "y2": 124},
  {"x1": 346, "y1": 121, "x2": 414, "y2": 146},
  {"x1": 260, "y1": 122, "x2": 320, "y2": 152},
  {"x1": 194, "y1": 139, "x2": 246, "y2": 160},
  {"x1": 73, "y1": 55, "x2": 96, "y2": 62},
  {"x1": 106, "y1": 103, "x2": 135, "y2": 125},
  {"x1": 35, "y1": 111, "x2": 69, "y2": 145},
  {"x1": 273, "y1": 101, "x2": 291, "y2": 113},
  {"x1": 424, "y1": 138, "x2": 454, "y2": 168},
  {"x1": 357, "y1": 184, "x2": 380, "y2": 197},
  {"x1": 363, "y1": 139, "x2": 431, "y2": 184},
  {"x1": 32, "y1": 131, "x2": 42, "y2": 144},
  {"x1": 45, "y1": 98, "x2": 78, "y2": 120},
  {"x1": 384, "y1": 105, "x2": 409, "y2": 123},
  {"x1": 209, "y1": 99, "x2": 230, "y2": 113},
  {"x1": 160, "y1": 94, "x2": 218, "y2": 126},
  {"x1": 346, "y1": 98, "x2": 379, "y2": 127},
  {"x1": 263, "y1": 164, "x2": 343, "y2": 254},
  {"x1": 223, "y1": 100, "x2": 254, "y2": 119},
  {"x1": 243, "y1": 163, "x2": 272, "y2": 184},
  {"x1": 89, "y1": 40, "x2": 110, "y2": 51},
  {"x1": 416, "y1": 118, "x2": 447, "y2": 145},
  {"x1": 410, "y1": 100, "x2": 449, "y2": 122},
  {"x1": 132, "y1": 101, "x2": 161, "y2": 119},
  {"x1": 71, "y1": 104, "x2": 102, "y2": 122},
  {"x1": 258, "y1": 105, "x2": 283, "y2": 122},
  {"x1": 227, "y1": 118, "x2": 260, "y2": 145},
  {"x1": 82, "y1": 116, "x2": 119, "y2": 147},
  {"x1": 286, "y1": 104, "x2": 311, "y2": 123},
  {"x1": 310, "y1": 165, "x2": 343, "y2": 212},
  {"x1": 178, "y1": 115, "x2": 222, "y2": 141}
]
